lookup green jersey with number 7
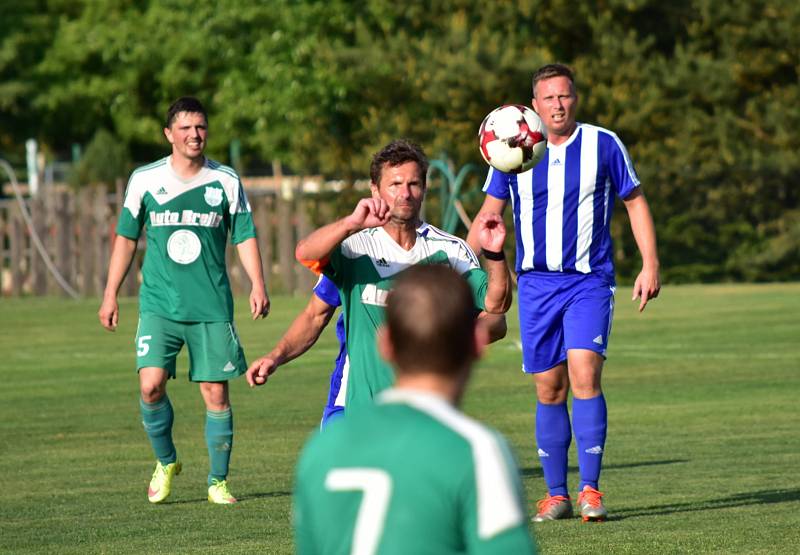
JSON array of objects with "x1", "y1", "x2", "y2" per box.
[{"x1": 293, "y1": 388, "x2": 537, "y2": 555}]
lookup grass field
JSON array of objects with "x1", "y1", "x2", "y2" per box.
[{"x1": 1, "y1": 283, "x2": 798, "y2": 554}]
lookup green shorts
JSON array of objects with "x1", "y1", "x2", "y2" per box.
[{"x1": 135, "y1": 313, "x2": 247, "y2": 382}]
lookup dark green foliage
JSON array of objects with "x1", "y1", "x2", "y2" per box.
[
  {"x1": 70, "y1": 128, "x2": 131, "y2": 188},
  {"x1": 0, "y1": 0, "x2": 797, "y2": 281}
]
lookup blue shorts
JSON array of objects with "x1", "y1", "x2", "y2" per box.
[
  {"x1": 517, "y1": 271, "x2": 616, "y2": 373},
  {"x1": 320, "y1": 314, "x2": 348, "y2": 429},
  {"x1": 313, "y1": 276, "x2": 348, "y2": 428}
]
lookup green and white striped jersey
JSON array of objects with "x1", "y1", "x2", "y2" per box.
[
  {"x1": 294, "y1": 388, "x2": 536, "y2": 555},
  {"x1": 322, "y1": 223, "x2": 488, "y2": 413},
  {"x1": 116, "y1": 156, "x2": 256, "y2": 322}
]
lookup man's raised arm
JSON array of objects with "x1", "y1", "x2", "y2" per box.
[
  {"x1": 474, "y1": 212, "x2": 513, "y2": 314},
  {"x1": 467, "y1": 195, "x2": 508, "y2": 255},
  {"x1": 295, "y1": 198, "x2": 390, "y2": 270}
]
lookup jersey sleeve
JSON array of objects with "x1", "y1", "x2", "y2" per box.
[
  {"x1": 320, "y1": 243, "x2": 349, "y2": 289},
  {"x1": 116, "y1": 173, "x2": 146, "y2": 239},
  {"x1": 481, "y1": 167, "x2": 513, "y2": 200},
  {"x1": 228, "y1": 174, "x2": 257, "y2": 244},
  {"x1": 605, "y1": 132, "x2": 641, "y2": 200},
  {"x1": 461, "y1": 434, "x2": 537, "y2": 554},
  {"x1": 449, "y1": 240, "x2": 488, "y2": 312},
  {"x1": 463, "y1": 269, "x2": 488, "y2": 312},
  {"x1": 313, "y1": 274, "x2": 342, "y2": 307}
]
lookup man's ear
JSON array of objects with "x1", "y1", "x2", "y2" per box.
[
  {"x1": 472, "y1": 318, "x2": 489, "y2": 361},
  {"x1": 164, "y1": 127, "x2": 173, "y2": 144},
  {"x1": 531, "y1": 97, "x2": 540, "y2": 116},
  {"x1": 370, "y1": 182, "x2": 380, "y2": 199},
  {"x1": 377, "y1": 326, "x2": 395, "y2": 364}
]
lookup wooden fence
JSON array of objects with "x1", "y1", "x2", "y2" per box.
[{"x1": 0, "y1": 181, "x2": 319, "y2": 298}]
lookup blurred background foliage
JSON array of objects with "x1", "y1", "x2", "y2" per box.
[{"x1": 0, "y1": 0, "x2": 798, "y2": 282}]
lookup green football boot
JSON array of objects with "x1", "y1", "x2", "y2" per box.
[
  {"x1": 208, "y1": 479, "x2": 237, "y2": 504},
  {"x1": 148, "y1": 460, "x2": 181, "y2": 503}
]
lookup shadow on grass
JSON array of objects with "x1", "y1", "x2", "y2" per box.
[
  {"x1": 519, "y1": 458, "x2": 689, "y2": 478},
  {"x1": 167, "y1": 490, "x2": 291, "y2": 505},
  {"x1": 611, "y1": 489, "x2": 800, "y2": 520},
  {"x1": 238, "y1": 491, "x2": 292, "y2": 502}
]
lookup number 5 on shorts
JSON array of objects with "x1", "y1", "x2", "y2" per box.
[
  {"x1": 137, "y1": 335, "x2": 153, "y2": 356},
  {"x1": 325, "y1": 468, "x2": 392, "y2": 555}
]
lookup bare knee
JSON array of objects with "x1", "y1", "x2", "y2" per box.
[
  {"x1": 534, "y1": 364, "x2": 569, "y2": 404},
  {"x1": 200, "y1": 382, "x2": 230, "y2": 411},
  {"x1": 139, "y1": 367, "x2": 168, "y2": 403},
  {"x1": 140, "y1": 379, "x2": 166, "y2": 403},
  {"x1": 567, "y1": 350, "x2": 604, "y2": 399}
]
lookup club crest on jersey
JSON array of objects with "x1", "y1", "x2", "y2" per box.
[
  {"x1": 167, "y1": 229, "x2": 202, "y2": 264},
  {"x1": 204, "y1": 186, "x2": 223, "y2": 207}
]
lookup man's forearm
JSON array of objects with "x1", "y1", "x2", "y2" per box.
[
  {"x1": 478, "y1": 312, "x2": 507, "y2": 343},
  {"x1": 483, "y1": 258, "x2": 513, "y2": 314},
  {"x1": 295, "y1": 218, "x2": 357, "y2": 265},
  {"x1": 236, "y1": 237, "x2": 267, "y2": 289},
  {"x1": 103, "y1": 235, "x2": 138, "y2": 299},
  {"x1": 270, "y1": 303, "x2": 336, "y2": 366},
  {"x1": 626, "y1": 193, "x2": 660, "y2": 269},
  {"x1": 466, "y1": 220, "x2": 482, "y2": 256}
]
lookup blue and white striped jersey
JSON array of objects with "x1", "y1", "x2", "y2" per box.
[{"x1": 483, "y1": 123, "x2": 640, "y2": 280}]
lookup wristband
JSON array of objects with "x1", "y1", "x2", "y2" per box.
[{"x1": 482, "y1": 249, "x2": 505, "y2": 261}]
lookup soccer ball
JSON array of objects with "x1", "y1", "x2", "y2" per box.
[{"x1": 478, "y1": 104, "x2": 547, "y2": 173}]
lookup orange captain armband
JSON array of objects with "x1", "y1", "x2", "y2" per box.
[{"x1": 299, "y1": 256, "x2": 329, "y2": 276}]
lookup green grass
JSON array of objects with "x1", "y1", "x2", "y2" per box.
[{"x1": 1, "y1": 283, "x2": 798, "y2": 554}]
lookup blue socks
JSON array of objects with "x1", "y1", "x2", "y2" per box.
[
  {"x1": 140, "y1": 396, "x2": 176, "y2": 465},
  {"x1": 572, "y1": 394, "x2": 607, "y2": 491},
  {"x1": 205, "y1": 408, "x2": 233, "y2": 486},
  {"x1": 536, "y1": 395, "x2": 608, "y2": 495},
  {"x1": 535, "y1": 402, "x2": 571, "y2": 497}
]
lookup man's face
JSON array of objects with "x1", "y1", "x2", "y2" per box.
[
  {"x1": 532, "y1": 76, "x2": 578, "y2": 139},
  {"x1": 371, "y1": 161, "x2": 425, "y2": 223},
  {"x1": 164, "y1": 111, "x2": 207, "y2": 161}
]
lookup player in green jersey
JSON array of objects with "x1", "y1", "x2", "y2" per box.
[
  {"x1": 291, "y1": 139, "x2": 512, "y2": 413},
  {"x1": 294, "y1": 265, "x2": 536, "y2": 554},
  {"x1": 98, "y1": 97, "x2": 269, "y2": 504}
]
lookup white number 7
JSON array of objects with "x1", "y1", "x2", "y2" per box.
[{"x1": 325, "y1": 468, "x2": 393, "y2": 555}]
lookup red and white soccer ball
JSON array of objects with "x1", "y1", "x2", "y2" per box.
[{"x1": 478, "y1": 104, "x2": 548, "y2": 174}]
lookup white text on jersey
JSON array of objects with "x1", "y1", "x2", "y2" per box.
[{"x1": 149, "y1": 209, "x2": 222, "y2": 228}]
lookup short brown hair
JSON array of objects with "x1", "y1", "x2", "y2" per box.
[
  {"x1": 532, "y1": 63, "x2": 575, "y2": 97},
  {"x1": 165, "y1": 96, "x2": 207, "y2": 128},
  {"x1": 369, "y1": 139, "x2": 429, "y2": 187},
  {"x1": 385, "y1": 265, "x2": 476, "y2": 375}
]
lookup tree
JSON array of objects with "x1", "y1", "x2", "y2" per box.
[{"x1": 0, "y1": 0, "x2": 795, "y2": 281}]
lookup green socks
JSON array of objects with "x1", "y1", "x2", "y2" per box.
[
  {"x1": 140, "y1": 396, "x2": 176, "y2": 465},
  {"x1": 205, "y1": 408, "x2": 233, "y2": 486},
  {"x1": 140, "y1": 399, "x2": 233, "y2": 485}
]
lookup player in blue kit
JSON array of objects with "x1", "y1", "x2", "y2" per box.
[
  {"x1": 468, "y1": 64, "x2": 661, "y2": 522},
  {"x1": 312, "y1": 277, "x2": 349, "y2": 426}
]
